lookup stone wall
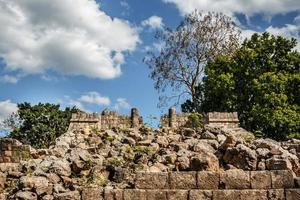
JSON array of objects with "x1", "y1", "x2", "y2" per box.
[
  {"x1": 68, "y1": 108, "x2": 143, "y2": 131},
  {"x1": 161, "y1": 107, "x2": 239, "y2": 129},
  {"x1": 0, "y1": 138, "x2": 31, "y2": 163},
  {"x1": 79, "y1": 170, "x2": 299, "y2": 200}
]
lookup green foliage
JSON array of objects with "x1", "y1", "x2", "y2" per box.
[
  {"x1": 185, "y1": 112, "x2": 203, "y2": 129},
  {"x1": 8, "y1": 102, "x2": 78, "y2": 148},
  {"x1": 182, "y1": 32, "x2": 300, "y2": 140}
]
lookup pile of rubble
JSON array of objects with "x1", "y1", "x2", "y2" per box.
[{"x1": 0, "y1": 124, "x2": 300, "y2": 199}]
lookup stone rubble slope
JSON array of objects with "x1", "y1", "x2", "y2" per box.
[{"x1": 1, "y1": 125, "x2": 300, "y2": 199}]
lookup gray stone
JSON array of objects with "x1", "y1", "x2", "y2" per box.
[
  {"x1": 267, "y1": 189, "x2": 285, "y2": 200},
  {"x1": 20, "y1": 176, "x2": 50, "y2": 195},
  {"x1": 82, "y1": 188, "x2": 103, "y2": 200},
  {"x1": 54, "y1": 191, "x2": 80, "y2": 200}
]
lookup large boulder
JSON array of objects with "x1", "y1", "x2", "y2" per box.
[
  {"x1": 20, "y1": 176, "x2": 50, "y2": 195},
  {"x1": 50, "y1": 159, "x2": 71, "y2": 177},
  {"x1": 223, "y1": 144, "x2": 257, "y2": 170},
  {"x1": 190, "y1": 151, "x2": 219, "y2": 172},
  {"x1": 14, "y1": 191, "x2": 38, "y2": 200}
]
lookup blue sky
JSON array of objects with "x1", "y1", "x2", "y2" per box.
[{"x1": 0, "y1": 0, "x2": 299, "y2": 131}]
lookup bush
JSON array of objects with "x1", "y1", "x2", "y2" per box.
[
  {"x1": 185, "y1": 112, "x2": 203, "y2": 129},
  {"x1": 7, "y1": 102, "x2": 78, "y2": 148}
]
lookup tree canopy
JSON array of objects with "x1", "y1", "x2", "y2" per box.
[
  {"x1": 182, "y1": 32, "x2": 300, "y2": 140},
  {"x1": 145, "y1": 11, "x2": 240, "y2": 107},
  {"x1": 6, "y1": 103, "x2": 78, "y2": 148}
]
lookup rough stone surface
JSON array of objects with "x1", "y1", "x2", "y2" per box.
[
  {"x1": 285, "y1": 189, "x2": 300, "y2": 200},
  {"x1": 267, "y1": 189, "x2": 285, "y2": 200},
  {"x1": 220, "y1": 170, "x2": 250, "y2": 189},
  {"x1": 166, "y1": 190, "x2": 188, "y2": 200},
  {"x1": 271, "y1": 170, "x2": 294, "y2": 189},
  {"x1": 213, "y1": 190, "x2": 268, "y2": 200},
  {"x1": 82, "y1": 188, "x2": 103, "y2": 200},
  {"x1": 169, "y1": 172, "x2": 197, "y2": 189},
  {"x1": 123, "y1": 189, "x2": 146, "y2": 200},
  {"x1": 189, "y1": 190, "x2": 212, "y2": 200},
  {"x1": 135, "y1": 172, "x2": 168, "y2": 189},
  {"x1": 250, "y1": 171, "x2": 271, "y2": 189},
  {"x1": 197, "y1": 171, "x2": 219, "y2": 189}
]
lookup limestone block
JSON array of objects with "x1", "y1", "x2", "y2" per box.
[
  {"x1": 220, "y1": 170, "x2": 250, "y2": 189},
  {"x1": 213, "y1": 190, "x2": 267, "y2": 200},
  {"x1": 54, "y1": 191, "x2": 81, "y2": 200},
  {"x1": 250, "y1": 171, "x2": 271, "y2": 189},
  {"x1": 267, "y1": 189, "x2": 285, "y2": 200},
  {"x1": 197, "y1": 171, "x2": 219, "y2": 189},
  {"x1": 286, "y1": 189, "x2": 300, "y2": 200},
  {"x1": 82, "y1": 188, "x2": 103, "y2": 200},
  {"x1": 146, "y1": 190, "x2": 167, "y2": 200},
  {"x1": 135, "y1": 172, "x2": 168, "y2": 189},
  {"x1": 104, "y1": 189, "x2": 123, "y2": 200},
  {"x1": 169, "y1": 172, "x2": 197, "y2": 189},
  {"x1": 166, "y1": 190, "x2": 188, "y2": 200},
  {"x1": 123, "y1": 189, "x2": 146, "y2": 200},
  {"x1": 189, "y1": 190, "x2": 212, "y2": 200},
  {"x1": 271, "y1": 170, "x2": 294, "y2": 189}
]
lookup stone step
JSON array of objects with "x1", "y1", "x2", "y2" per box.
[
  {"x1": 134, "y1": 170, "x2": 295, "y2": 190},
  {"x1": 81, "y1": 188, "x2": 300, "y2": 200}
]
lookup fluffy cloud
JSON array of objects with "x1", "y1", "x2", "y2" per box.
[
  {"x1": 0, "y1": 0, "x2": 140, "y2": 81},
  {"x1": 79, "y1": 92, "x2": 110, "y2": 106},
  {"x1": 113, "y1": 98, "x2": 131, "y2": 110},
  {"x1": 142, "y1": 16, "x2": 164, "y2": 30},
  {"x1": 0, "y1": 75, "x2": 19, "y2": 84},
  {"x1": 266, "y1": 16, "x2": 300, "y2": 50},
  {"x1": 0, "y1": 100, "x2": 18, "y2": 123},
  {"x1": 162, "y1": 0, "x2": 300, "y2": 17}
]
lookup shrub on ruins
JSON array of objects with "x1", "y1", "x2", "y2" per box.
[
  {"x1": 185, "y1": 112, "x2": 203, "y2": 129},
  {"x1": 145, "y1": 10, "x2": 240, "y2": 107},
  {"x1": 182, "y1": 32, "x2": 300, "y2": 140},
  {"x1": 6, "y1": 102, "x2": 78, "y2": 148}
]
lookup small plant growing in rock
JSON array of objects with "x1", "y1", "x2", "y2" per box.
[
  {"x1": 133, "y1": 146, "x2": 149, "y2": 154},
  {"x1": 185, "y1": 112, "x2": 203, "y2": 129}
]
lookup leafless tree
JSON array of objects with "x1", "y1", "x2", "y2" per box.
[{"x1": 145, "y1": 11, "x2": 241, "y2": 107}]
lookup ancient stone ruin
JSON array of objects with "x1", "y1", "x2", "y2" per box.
[{"x1": 0, "y1": 108, "x2": 300, "y2": 200}]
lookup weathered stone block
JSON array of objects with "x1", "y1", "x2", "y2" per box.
[
  {"x1": 267, "y1": 189, "x2": 285, "y2": 200},
  {"x1": 54, "y1": 191, "x2": 81, "y2": 200},
  {"x1": 123, "y1": 189, "x2": 146, "y2": 200},
  {"x1": 166, "y1": 190, "x2": 188, "y2": 200},
  {"x1": 146, "y1": 190, "x2": 167, "y2": 200},
  {"x1": 82, "y1": 188, "x2": 103, "y2": 200},
  {"x1": 271, "y1": 170, "x2": 294, "y2": 189},
  {"x1": 250, "y1": 171, "x2": 271, "y2": 189},
  {"x1": 213, "y1": 190, "x2": 267, "y2": 200},
  {"x1": 104, "y1": 189, "x2": 123, "y2": 200},
  {"x1": 189, "y1": 190, "x2": 212, "y2": 200},
  {"x1": 286, "y1": 189, "x2": 300, "y2": 200},
  {"x1": 220, "y1": 170, "x2": 250, "y2": 189},
  {"x1": 169, "y1": 172, "x2": 197, "y2": 189},
  {"x1": 135, "y1": 172, "x2": 168, "y2": 189},
  {"x1": 197, "y1": 171, "x2": 219, "y2": 189}
]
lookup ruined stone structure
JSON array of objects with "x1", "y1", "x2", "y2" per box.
[
  {"x1": 0, "y1": 138, "x2": 31, "y2": 163},
  {"x1": 68, "y1": 108, "x2": 143, "y2": 131},
  {"x1": 161, "y1": 107, "x2": 239, "y2": 128},
  {"x1": 79, "y1": 170, "x2": 299, "y2": 200},
  {"x1": 1, "y1": 108, "x2": 300, "y2": 199}
]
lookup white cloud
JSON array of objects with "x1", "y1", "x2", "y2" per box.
[
  {"x1": 142, "y1": 16, "x2": 164, "y2": 30},
  {"x1": 114, "y1": 98, "x2": 130, "y2": 110},
  {"x1": 1, "y1": 75, "x2": 19, "y2": 84},
  {"x1": 79, "y1": 92, "x2": 110, "y2": 106},
  {"x1": 120, "y1": 1, "x2": 130, "y2": 10},
  {"x1": 162, "y1": 0, "x2": 300, "y2": 18},
  {"x1": 266, "y1": 16, "x2": 300, "y2": 51},
  {"x1": 0, "y1": 0, "x2": 140, "y2": 81},
  {"x1": 0, "y1": 100, "x2": 18, "y2": 123}
]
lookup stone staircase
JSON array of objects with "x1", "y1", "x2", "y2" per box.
[{"x1": 80, "y1": 170, "x2": 300, "y2": 200}]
